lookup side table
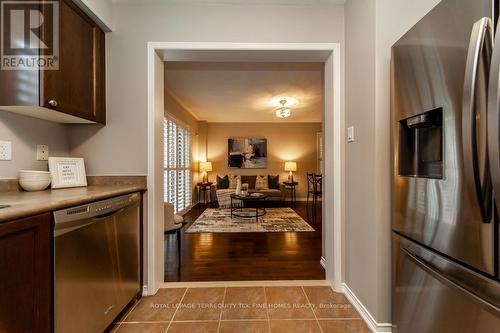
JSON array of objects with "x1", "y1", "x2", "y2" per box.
[
  {"x1": 197, "y1": 182, "x2": 213, "y2": 205},
  {"x1": 283, "y1": 181, "x2": 298, "y2": 206}
]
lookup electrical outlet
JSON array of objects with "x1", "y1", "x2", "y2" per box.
[
  {"x1": 347, "y1": 126, "x2": 355, "y2": 143},
  {"x1": 37, "y1": 144, "x2": 49, "y2": 161},
  {"x1": 0, "y1": 141, "x2": 12, "y2": 161}
]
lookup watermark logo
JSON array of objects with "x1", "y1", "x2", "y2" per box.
[{"x1": 1, "y1": 1, "x2": 59, "y2": 70}]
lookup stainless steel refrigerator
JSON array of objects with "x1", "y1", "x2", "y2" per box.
[{"x1": 391, "y1": 0, "x2": 500, "y2": 331}]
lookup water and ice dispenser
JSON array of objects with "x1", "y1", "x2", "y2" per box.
[{"x1": 398, "y1": 108, "x2": 443, "y2": 179}]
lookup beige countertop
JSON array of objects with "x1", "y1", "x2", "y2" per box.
[{"x1": 0, "y1": 184, "x2": 146, "y2": 223}]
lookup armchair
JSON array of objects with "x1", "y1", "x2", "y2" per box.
[{"x1": 164, "y1": 202, "x2": 184, "y2": 265}]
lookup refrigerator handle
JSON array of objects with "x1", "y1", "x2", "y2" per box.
[
  {"x1": 401, "y1": 247, "x2": 500, "y2": 315},
  {"x1": 488, "y1": 25, "x2": 500, "y2": 212},
  {"x1": 462, "y1": 17, "x2": 493, "y2": 223}
]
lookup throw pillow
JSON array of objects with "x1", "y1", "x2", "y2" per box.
[
  {"x1": 241, "y1": 175, "x2": 257, "y2": 189},
  {"x1": 228, "y1": 174, "x2": 241, "y2": 189},
  {"x1": 255, "y1": 175, "x2": 269, "y2": 190},
  {"x1": 268, "y1": 175, "x2": 280, "y2": 190},
  {"x1": 216, "y1": 175, "x2": 229, "y2": 189}
]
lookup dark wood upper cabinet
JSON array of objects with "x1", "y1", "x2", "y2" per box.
[
  {"x1": 0, "y1": 0, "x2": 106, "y2": 124},
  {"x1": 0, "y1": 213, "x2": 52, "y2": 333},
  {"x1": 42, "y1": 0, "x2": 105, "y2": 124}
]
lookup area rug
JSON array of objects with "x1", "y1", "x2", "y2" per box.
[{"x1": 185, "y1": 208, "x2": 315, "y2": 233}]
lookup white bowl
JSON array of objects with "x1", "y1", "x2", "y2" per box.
[
  {"x1": 19, "y1": 170, "x2": 50, "y2": 176},
  {"x1": 19, "y1": 170, "x2": 50, "y2": 178},
  {"x1": 19, "y1": 178, "x2": 51, "y2": 192},
  {"x1": 18, "y1": 171, "x2": 51, "y2": 191},
  {"x1": 19, "y1": 174, "x2": 50, "y2": 179}
]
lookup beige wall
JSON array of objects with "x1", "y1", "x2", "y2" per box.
[
  {"x1": 344, "y1": 0, "x2": 441, "y2": 324},
  {"x1": 0, "y1": 112, "x2": 70, "y2": 178},
  {"x1": 80, "y1": 0, "x2": 113, "y2": 30},
  {"x1": 65, "y1": 3, "x2": 343, "y2": 292},
  {"x1": 206, "y1": 122, "x2": 321, "y2": 200},
  {"x1": 345, "y1": 0, "x2": 378, "y2": 321},
  {"x1": 68, "y1": 2, "x2": 344, "y2": 175}
]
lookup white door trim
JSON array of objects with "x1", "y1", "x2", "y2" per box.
[{"x1": 146, "y1": 42, "x2": 344, "y2": 294}]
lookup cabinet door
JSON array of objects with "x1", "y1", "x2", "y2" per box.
[
  {"x1": 0, "y1": 0, "x2": 41, "y2": 106},
  {"x1": 41, "y1": 0, "x2": 105, "y2": 124},
  {"x1": 0, "y1": 213, "x2": 52, "y2": 333}
]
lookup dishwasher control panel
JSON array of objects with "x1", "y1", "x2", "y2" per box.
[
  {"x1": 94, "y1": 195, "x2": 133, "y2": 213},
  {"x1": 54, "y1": 192, "x2": 140, "y2": 224}
]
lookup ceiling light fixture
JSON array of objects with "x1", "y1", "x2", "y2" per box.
[
  {"x1": 275, "y1": 99, "x2": 292, "y2": 118},
  {"x1": 271, "y1": 96, "x2": 297, "y2": 107}
]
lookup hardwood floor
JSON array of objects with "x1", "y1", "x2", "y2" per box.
[{"x1": 164, "y1": 201, "x2": 325, "y2": 282}]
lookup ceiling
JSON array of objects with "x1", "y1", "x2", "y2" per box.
[
  {"x1": 165, "y1": 62, "x2": 324, "y2": 123},
  {"x1": 114, "y1": 0, "x2": 345, "y2": 4}
]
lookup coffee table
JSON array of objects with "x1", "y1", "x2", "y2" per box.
[{"x1": 230, "y1": 193, "x2": 268, "y2": 222}]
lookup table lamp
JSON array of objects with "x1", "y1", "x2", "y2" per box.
[
  {"x1": 199, "y1": 161, "x2": 212, "y2": 183},
  {"x1": 284, "y1": 161, "x2": 297, "y2": 182}
]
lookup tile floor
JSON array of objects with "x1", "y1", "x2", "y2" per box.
[{"x1": 110, "y1": 284, "x2": 371, "y2": 333}]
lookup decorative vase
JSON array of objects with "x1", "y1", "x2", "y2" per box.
[
  {"x1": 236, "y1": 178, "x2": 242, "y2": 195},
  {"x1": 241, "y1": 183, "x2": 249, "y2": 196}
]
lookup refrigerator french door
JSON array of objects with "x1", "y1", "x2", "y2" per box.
[
  {"x1": 391, "y1": 0, "x2": 500, "y2": 331},
  {"x1": 392, "y1": 234, "x2": 500, "y2": 333}
]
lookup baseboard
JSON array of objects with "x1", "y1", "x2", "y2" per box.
[
  {"x1": 342, "y1": 283, "x2": 392, "y2": 333},
  {"x1": 284, "y1": 197, "x2": 308, "y2": 202},
  {"x1": 285, "y1": 198, "x2": 323, "y2": 202},
  {"x1": 142, "y1": 285, "x2": 148, "y2": 296},
  {"x1": 320, "y1": 256, "x2": 326, "y2": 269},
  {"x1": 160, "y1": 280, "x2": 330, "y2": 288}
]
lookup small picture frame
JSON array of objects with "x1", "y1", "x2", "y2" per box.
[{"x1": 48, "y1": 157, "x2": 87, "y2": 189}]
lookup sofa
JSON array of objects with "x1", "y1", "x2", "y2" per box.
[{"x1": 212, "y1": 174, "x2": 285, "y2": 208}]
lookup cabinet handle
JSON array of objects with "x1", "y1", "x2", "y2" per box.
[{"x1": 48, "y1": 100, "x2": 58, "y2": 107}]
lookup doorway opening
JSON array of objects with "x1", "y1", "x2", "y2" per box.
[{"x1": 147, "y1": 43, "x2": 343, "y2": 294}]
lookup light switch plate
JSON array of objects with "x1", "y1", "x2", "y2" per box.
[
  {"x1": 347, "y1": 126, "x2": 355, "y2": 143},
  {"x1": 37, "y1": 144, "x2": 49, "y2": 161},
  {"x1": 0, "y1": 141, "x2": 12, "y2": 160}
]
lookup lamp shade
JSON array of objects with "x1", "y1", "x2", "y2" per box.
[
  {"x1": 284, "y1": 161, "x2": 297, "y2": 172},
  {"x1": 199, "y1": 161, "x2": 213, "y2": 172}
]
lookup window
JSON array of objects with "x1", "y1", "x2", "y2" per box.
[{"x1": 164, "y1": 116, "x2": 191, "y2": 213}]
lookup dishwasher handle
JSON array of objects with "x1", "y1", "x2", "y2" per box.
[{"x1": 92, "y1": 207, "x2": 127, "y2": 221}]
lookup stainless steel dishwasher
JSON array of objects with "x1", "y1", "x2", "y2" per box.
[{"x1": 53, "y1": 192, "x2": 141, "y2": 333}]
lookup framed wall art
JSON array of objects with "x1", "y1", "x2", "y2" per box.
[
  {"x1": 48, "y1": 157, "x2": 88, "y2": 189},
  {"x1": 228, "y1": 137, "x2": 267, "y2": 169}
]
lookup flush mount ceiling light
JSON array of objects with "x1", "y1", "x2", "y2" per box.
[
  {"x1": 270, "y1": 96, "x2": 298, "y2": 107},
  {"x1": 275, "y1": 99, "x2": 292, "y2": 118}
]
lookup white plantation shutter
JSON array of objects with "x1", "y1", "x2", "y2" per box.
[
  {"x1": 164, "y1": 116, "x2": 192, "y2": 213},
  {"x1": 184, "y1": 131, "x2": 191, "y2": 210}
]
